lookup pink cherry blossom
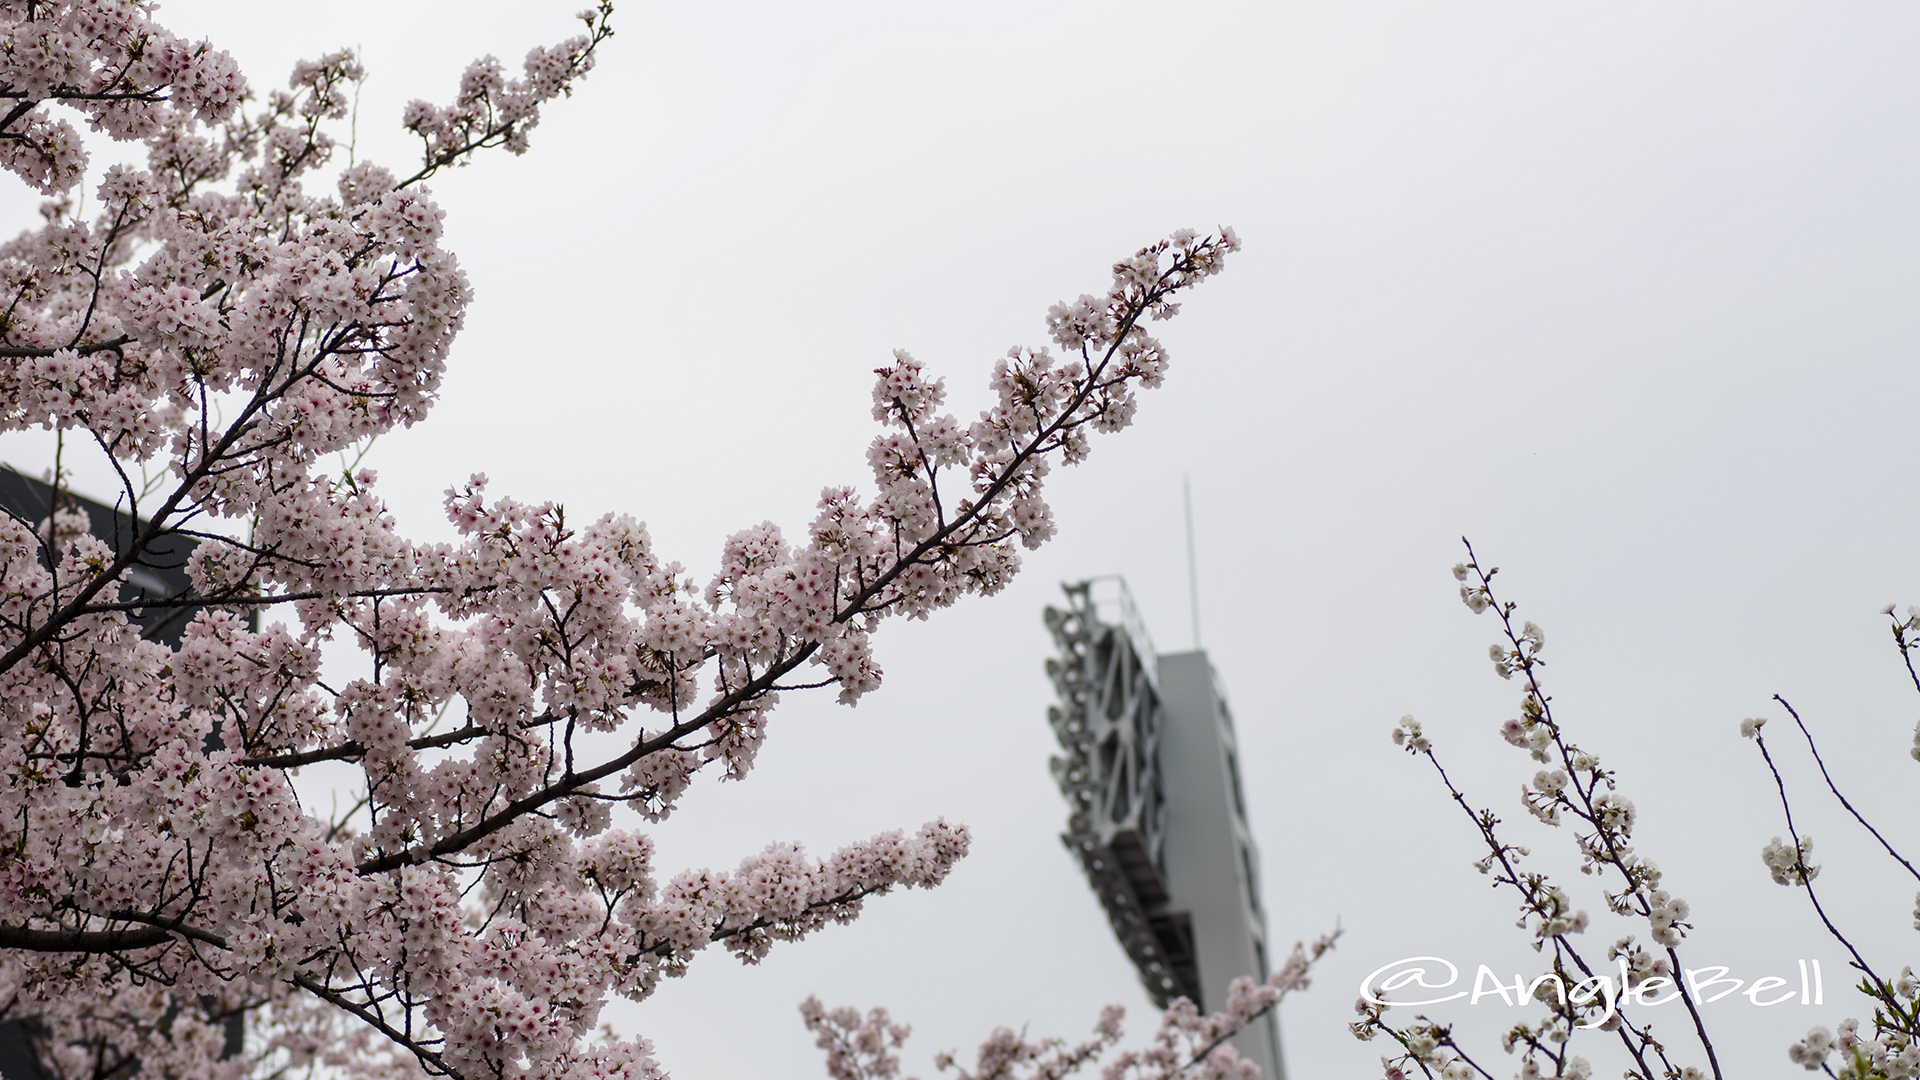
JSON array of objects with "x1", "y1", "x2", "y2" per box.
[{"x1": 0, "y1": 2, "x2": 1241, "y2": 1076}]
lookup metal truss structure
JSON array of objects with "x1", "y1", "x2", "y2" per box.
[{"x1": 1044, "y1": 579, "x2": 1200, "y2": 1008}]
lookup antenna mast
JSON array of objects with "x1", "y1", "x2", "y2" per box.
[{"x1": 1183, "y1": 475, "x2": 1201, "y2": 650}]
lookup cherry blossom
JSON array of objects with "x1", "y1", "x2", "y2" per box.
[
  {"x1": 1362, "y1": 544, "x2": 1719, "y2": 1080},
  {"x1": 803, "y1": 934, "x2": 1338, "y2": 1080},
  {"x1": 0, "y1": 2, "x2": 1242, "y2": 1077},
  {"x1": 1398, "y1": 549, "x2": 1920, "y2": 1079}
]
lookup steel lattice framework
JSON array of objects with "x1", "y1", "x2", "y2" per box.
[{"x1": 1045, "y1": 581, "x2": 1200, "y2": 1007}]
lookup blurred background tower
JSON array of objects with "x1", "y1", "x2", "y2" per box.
[
  {"x1": 1043, "y1": 578, "x2": 1281, "y2": 1079},
  {"x1": 0, "y1": 467, "x2": 200, "y2": 645}
]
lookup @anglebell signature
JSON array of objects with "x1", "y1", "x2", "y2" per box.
[{"x1": 1360, "y1": 955, "x2": 1826, "y2": 1030}]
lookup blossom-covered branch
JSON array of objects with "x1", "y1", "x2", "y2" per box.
[
  {"x1": 0, "y1": 2, "x2": 1242, "y2": 1076},
  {"x1": 805, "y1": 932, "x2": 1338, "y2": 1080},
  {"x1": 1740, "y1": 611, "x2": 1920, "y2": 1076},
  {"x1": 1394, "y1": 545, "x2": 1920, "y2": 1078},
  {"x1": 1359, "y1": 544, "x2": 1721, "y2": 1080}
]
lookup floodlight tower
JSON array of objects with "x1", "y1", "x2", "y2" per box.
[{"x1": 1043, "y1": 578, "x2": 1281, "y2": 1079}]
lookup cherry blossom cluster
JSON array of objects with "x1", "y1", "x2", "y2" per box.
[
  {"x1": 1102, "y1": 943, "x2": 1331, "y2": 1080},
  {"x1": 1760, "y1": 834, "x2": 1820, "y2": 886},
  {"x1": 1787, "y1": 1019, "x2": 1920, "y2": 1078},
  {"x1": 805, "y1": 933, "x2": 1336, "y2": 1080},
  {"x1": 1350, "y1": 1016, "x2": 1483, "y2": 1080},
  {"x1": 1396, "y1": 549, "x2": 1920, "y2": 1079},
  {"x1": 0, "y1": 0, "x2": 245, "y2": 193},
  {"x1": 400, "y1": 3, "x2": 612, "y2": 186},
  {"x1": 1361, "y1": 545, "x2": 1722, "y2": 1080},
  {"x1": 801, "y1": 998, "x2": 916, "y2": 1080},
  {"x1": 936, "y1": 1009, "x2": 1123, "y2": 1080},
  {"x1": 0, "y1": 2, "x2": 1241, "y2": 1076}
]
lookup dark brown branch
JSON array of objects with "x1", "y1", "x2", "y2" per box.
[
  {"x1": 243, "y1": 714, "x2": 557, "y2": 770},
  {"x1": 1753, "y1": 727, "x2": 1884, "y2": 985},
  {"x1": 0, "y1": 335, "x2": 133, "y2": 358},
  {"x1": 1775, "y1": 694, "x2": 1920, "y2": 884},
  {"x1": 0, "y1": 911, "x2": 225, "y2": 954},
  {"x1": 0, "y1": 925, "x2": 172, "y2": 952},
  {"x1": 0, "y1": 88, "x2": 169, "y2": 104},
  {"x1": 0, "y1": 99, "x2": 37, "y2": 136},
  {"x1": 292, "y1": 974, "x2": 452, "y2": 1077},
  {"x1": 354, "y1": 645, "x2": 815, "y2": 875},
  {"x1": 80, "y1": 584, "x2": 451, "y2": 615}
]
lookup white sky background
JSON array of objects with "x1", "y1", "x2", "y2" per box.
[{"x1": 8, "y1": 1, "x2": 1920, "y2": 1076}]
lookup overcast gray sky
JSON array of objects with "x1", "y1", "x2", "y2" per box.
[{"x1": 10, "y1": 1, "x2": 1920, "y2": 1075}]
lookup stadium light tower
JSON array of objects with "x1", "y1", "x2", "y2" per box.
[{"x1": 1043, "y1": 578, "x2": 1282, "y2": 1079}]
